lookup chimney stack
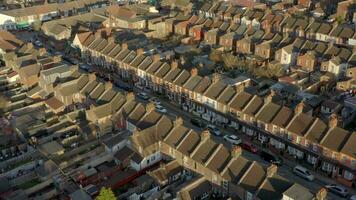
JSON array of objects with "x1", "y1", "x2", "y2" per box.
[
  {"x1": 122, "y1": 43, "x2": 128, "y2": 50},
  {"x1": 95, "y1": 30, "x2": 103, "y2": 38},
  {"x1": 265, "y1": 90, "x2": 275, "y2": 103},
  {"x1": 174, "y1": 117, "x2": 183, "y2": 127},
  {"x1": 212, "y1": 73, "x2": 222, "y2": 84},
  {"x1": 315, "y1": 188, "x2": 327, "y2": 200},
  {"x1": 231, "y1": 145, "x2": 242, "y2": 158},
  {"x1": 201, "y1": 129, "x2": 211, "y2": 141},
  {"x1": 191, "y1": 68, "x2": 198, "y2": 77},
  {"x1": 152, "y1": 54, "x2": 161, "y2": 62},
  {"x1": 105, "y1": 82, "x2": 113, "y2": 90},
  {"x1": 126, "y1": 92, "x2": 135, "y2": 102},
  {"x1": 136, "y1": 48, "x2": 144, "y2": 56},
  {"x1": 294, "y1": 101, "x2": 305, "y2": 115},
  {"x1": 329, "y1": 113, "x2": 339, "y2": 129},
  {"x1": 89, "y1": 73, "x2": 97, "y2": 81},
  {"x1": 146, "y1": 102, "x2": 156, "y2": 112},
  {"x1": 267, "y1": 164, "x2": 278, "y2": 177},
  {"x1": 171, "y1": 60, "x2": 179, "y2": 69}
]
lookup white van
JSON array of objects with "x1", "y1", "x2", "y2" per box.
[{"x1": 293, "y1": 165, "x2": 314, "y2": 181}]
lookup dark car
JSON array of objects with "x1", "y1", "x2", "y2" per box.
[
  {"x1": 260, "y1": 150, "x2": 283, "y2": 165},
  {"x1": 190, "y1": 118, "x2": 206, "y2": 128}
]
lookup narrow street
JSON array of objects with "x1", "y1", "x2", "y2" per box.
[
  {"x1": 34, "y1": 44, "x2": 354, "y2": 199},
  {"x1": 129, "y1": 84, "x2": 354, "y2": 200}
]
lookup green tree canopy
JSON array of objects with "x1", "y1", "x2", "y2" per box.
[
  {"x1": 96, "y1": 187, "x2": 116, "y2": 200},
  {"x1": 209, "y1": 49, "x2": 222, "y2": 63}
]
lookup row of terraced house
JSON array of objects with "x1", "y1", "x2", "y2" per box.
[{"x1": 74, "y1": 30, "x2": 356, "y2": 188}]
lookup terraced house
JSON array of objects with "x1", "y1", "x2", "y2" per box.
[
  {"x1": 131, "y1": 116, "x2": 316, "y2": 200},
  {"x1": 75, "y1": 31, "x2": 356, "y2": 188}
]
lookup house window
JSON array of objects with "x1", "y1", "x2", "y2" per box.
[
  {"x1": 296, "y1": 136, "x2": 301, "y2": 144},
  {"x1": 151, "y1": 155, "x2": 155, "y2": 161},
  {"x1": 322, "y1": 162, "x2": 333, "y2": 172},
  {"x1": 344, "y1": 170, "x2": 353, "y2": 181},
  {"x1": 307, "y1": 155, "x2": 317, "y2": 164},
  {"x1": 246, "y1": 192, "x2": 253, "y2": 200},
  {"x1": 312, "y1": 144, "x2": 318, "y2": 152}
]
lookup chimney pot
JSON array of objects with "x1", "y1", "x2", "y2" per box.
[
  {"x1": 88, "y1": 73, "x2": 96, "y2": 81},
  {"x1": 174, "y1": 117, "x2": 183, "y2": 127},
  {"x1": 122, "y1": 43, "x2": 128, "y2": 50},
  {"x1": 201, "y1": 129, "x2": 211, "y2": 141},
  {"x1": 295, "y1": 101, "x2": 305, "y2": 115},
  {"x1": 152, "y1": 54, "x2": 161, "y2": 62},
  {"x1": 171, "y1": 60, "x2": 179, "y2": 69},
  {"x1": 191, "y1": 68, "x2": 198, "y2": 76},
  {"x1": 231, "y1": 145, "x2": 242, "y2": 158},
  {"x1": 212, "y1": 73, "x2": 222, "y2": 83},
  {"x1": 126, "y1": 92, "x2": 135, "y2": 102},
  {"x1": 136, "y1": 48, "x2": 144, "y2": 56},
  {"x1": 329, "y1": 113, "x2": 339, "y2": 129}
]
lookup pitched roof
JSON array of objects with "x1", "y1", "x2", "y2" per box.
[
  {"x1": 304, "y1": 118, "x2": 328, "y2": 143},
  {"x1": 204, "y1": 81, "x2": 227, "y2": 100},
  {"x1": 239, "y1": 162, "x2": 266, "y2": 193},
  {"x1": 271, "y1": 106, "x2": 293, "y2": 128},
  {"x1": 257, "y1": 175, "x2": 293, "y2": 200},
  {"x1": 256, "y1": 102, "x2": 281, "y2": 123},
  {"x1": 228, "y1": 91, "x2": 253, "y2": 111},
  {"x1": 286, "y1": 113, "x2": 314, "y2": 136},
  {"x1": 340, "y1": 132, "x2": 356, "y2": 158},
  {"x1": 320, "y1": 127, "x2": 350, "y2": 152}
]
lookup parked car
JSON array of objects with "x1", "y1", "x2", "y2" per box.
[
  {"x1": 207, "y1": 124, "x2": 222, "y2": 136},
  {"x1": 137, "y1": 92, "x2": 149, "y2": 100},
  {"x1": 155, "y1": 105, "x2": 167, "y2": 113},
  {"x1": 223, "y1": 135, "x2": 242, "y2": 145},
  {"x1": 293, "y1": 165, "x2": 314, "y2": 181},
  {"x1": 240, "y1": 142, "x2": 257, "y2": 153},
  {"x1": 190, "y1": 118, "x2": 206, "y2": 128},
  {"x1": 149, "y1": 97, "x2": 161, "y2": 105},
  {"x1": 34, "y1": 40, "x2": 43, "y2": 47},
  {"x1": 325, "y1": 184, "x2": 349, "y2": 197},
  {"x1": 349, "y1": 194, "x2": 356, "y2": 200},
  {"x1": 260, "y1": 150, "x2": 283, "y2": 165}
]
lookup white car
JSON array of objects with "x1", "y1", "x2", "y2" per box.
[
  {"x1": 293, "y1": 165, "x2": 314, "y2": 181},
  {"x1": 155, "y1": 105, "x2": 167, "y2": 113},
  {"x1": 149, "y1": 97, "x2": 161, "y2": 105},
  {"x1": 325, "y1": 184, "x2": 349, "y2": 197},
  {"x1": 207, "y1": 124, "x2": 222, "y2": 136},
  {"x1": 223, "y1": 135, "x2": 242, "y2": 145},
  {"x1": 350, "y1": 195, "x2": 356, "y2": 200}
]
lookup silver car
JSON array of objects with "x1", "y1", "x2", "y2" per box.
[{"x1": 325, "y1": 184, "x2": 349, "y2": 197}]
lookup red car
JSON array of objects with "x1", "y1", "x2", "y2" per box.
[{"x1": 241, "y1": 142, "x2": 258, "y2": 153}]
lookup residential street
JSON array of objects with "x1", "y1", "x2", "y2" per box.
[
  {"x1": 128, "y1": 82, "x2": 354, "y2": 200},
  {"x1": 27, "y1": 34, "x2": 355, "y2": 199}
]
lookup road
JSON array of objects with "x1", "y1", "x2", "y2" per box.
[
  {"x1": 13, "y1": 31, "x2": 351, "y2": 199},
  {"x1": 130, "y1": 86, "x2": 352, "y2": 200}
]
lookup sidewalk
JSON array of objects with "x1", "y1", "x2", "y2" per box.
[{"x1": 147, "y1": 88, "x2": 356, "y2": 194}]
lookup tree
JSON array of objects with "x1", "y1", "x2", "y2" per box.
[
  {"x1": 33, "y1": 20, "x2": 42, "y2": 31},
  {"x1": 96, "y1": 187, "x2": 116, "y2": 200},
  {"x1": 222, "y1": 53, "x2": 239, "y2": 70},
  {"x1": 335, "y1": 16, "x2": 345, "y2": 25},
  {"x1": 209, "y1": 49, "x2": 222, "y2": 63}
]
